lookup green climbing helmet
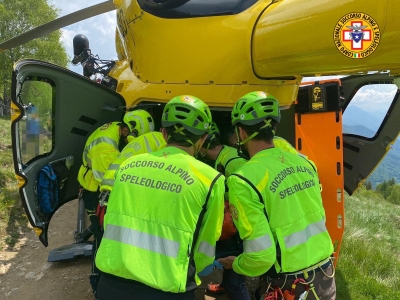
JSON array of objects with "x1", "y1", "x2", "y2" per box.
[
  {"x1": 231, "y1": 91, "x2": 281, "y2": 126},
  {"x1": 203, "y1": 122, "x2": 220, "y2": 149},
  {"x1": 162, "y1": 95, "x2": 212, "y2": 135},
  {"x1": 123, "y1": 109, "x2": 155, "y2": 136},
  {"x1": 208, "y1": 122, "x2": 220, "y2": 136}
]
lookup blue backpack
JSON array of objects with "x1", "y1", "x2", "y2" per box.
[{"x1": 37, "y1": 165, "x2": 59, "y2": 214}]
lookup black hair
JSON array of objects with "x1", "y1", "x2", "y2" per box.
[
  {"x1": 238, "y1": 118, "x2": 277, "y2": 143},
  {"x1": 221, "y1": 125, "x2": 236, "y2": 146},
  {"x1": 203, "y1": 133, "x2": 222, "y2": 150},
  {"x1": 118, "y1": 122, "x2": 130, "y2": 130}
]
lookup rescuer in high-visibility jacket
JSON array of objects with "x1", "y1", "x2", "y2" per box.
[
  {"x1": 218, "y1": 91, "x2": 336, "y2": 300},
  {"x1": 100, "y1": 130, "x2": 166, "y2": 192},
  {"x1": 95, "y1": 95, "x2": 225, "y2": 300},
  {"x1": 199, "y1": 123, "x2": 313, "y2": 299},
  {"x1": 198, "y1": 122, "x2": 250, "y2": 300},
  {"x1": 77, "y1": 109, "x2": 155, "y2": 299}
]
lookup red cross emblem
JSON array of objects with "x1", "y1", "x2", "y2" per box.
[{"x1": 342, "y1": 21, "x2": 372, "y2": 50}]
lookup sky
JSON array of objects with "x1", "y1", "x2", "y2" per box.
[
  {"x1": 53, "y1": 0, "x2": 117, "y2": 74},
  {"x1": 51, "y1": 1, "x2": 397, "y2": 120}
]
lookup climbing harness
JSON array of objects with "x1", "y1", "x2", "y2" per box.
[
  {"x1": 282, "y1": 278, "x2": 309, "y2": 300},
  {"x1": 262, "y1": 257, "x2": 336, "y2": 300}
]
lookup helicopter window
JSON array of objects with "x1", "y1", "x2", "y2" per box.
[
  {"x1": 18, "y1": 78, "x2": 54, "y2": 165},
  {"x1": 138, "y1": 0, "x2": 258, "y2": 19},
  {"x1": 342, "y1": 83, "x2": 398, "y2": 138}
]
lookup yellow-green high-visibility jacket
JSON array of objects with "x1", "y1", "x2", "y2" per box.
[
  {"x1": 100, "y1": 132, "x2": 167, "y2": 192},
  {"x1": 227, "y1": 147, "x2": 333, "y2": 277},
  {"x1": 274, "y1": 136, "x2": 318, "y2": 172},
  {"x1": 214, "y1": 137, "x2": 314, "y2": 178},
  {"x1": 215, "y1": 146, "x2": 247, "y2": 178},
  {"x1": 273, "y1": 136, "x2": 298, "y2": 155},
  {"x1": 96, "y1": 146, "x2": 225, "y2": 293},
  {"x1": 77, "y1": 122, "x2": 121, "y2": 192}
]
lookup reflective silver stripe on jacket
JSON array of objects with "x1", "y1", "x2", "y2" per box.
[
  {"x1": 104, "y1": 224, "x2": 180, "y2": 258},
  {"x1": 101, "y1": 179, "x2": 115, "y2": 187},
  {"x1": 143, "y1": 136, "x2": 151, "y2": 152},
  {"x1": 284, "y1": 219, "x2": 327, "y2": 249},
  {"x1": 108, "y1": 163, "x2": 120, "y2": 171},
  {"x1": 244, "y1": 234, "x2": 273, "y2": 253},
  {"x1": 198, "y1": 241, "x2": 215, "y2": 258},
  {"x1": 152, "y1": 133, "x2": 161, "y2": 147},
  {"x1": 83, "y1": 137, "x2": 118, "y2": 167},
  {"x1": 92, "y1": 170, "x2": 105, "y2": 180}
]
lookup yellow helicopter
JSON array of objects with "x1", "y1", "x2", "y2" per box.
[{"x1": 1, "y1": 0, "x2": 400, "y2": 264}]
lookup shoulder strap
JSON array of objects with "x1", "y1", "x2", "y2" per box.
[
  {"x1": 224, "y1": 156, "x2": 242, "y2": 170},
  {"x1": 230, "y1": 174, "x2": 269, "y2": 222},
  {"x1": 299, "y1": 154, "x2": 317, "y2": 173},
  {"x1": 186, "y1": 173, "x2": 223, "y2": 290}
]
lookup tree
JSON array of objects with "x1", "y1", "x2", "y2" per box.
[
  {"x1": 376, "y1": 178, "x2": 397, "y2": 199},
  {"x1": 365, "y1": 180, "x2": 373, "y2": 190},
  {"x1": 388, "y1": 185, "x2": 400, "y2": 205},
  {"x1": 0, "y1": 0, "x2": 69, "y2": 114}
]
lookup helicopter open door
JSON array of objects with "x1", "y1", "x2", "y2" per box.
[
  {"x1": 340, "y1": 74, "x2": 400, "y2": 195},
  {"x1": 11, "y1": 59, "x2": 126, "y2": 247}
]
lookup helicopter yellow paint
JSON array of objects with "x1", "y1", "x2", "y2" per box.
[
  {"x1": 110, "y1": 0, "x2": 400, "y2": 108},
  {"x1": 111, "y1": 0, "x2": 301, "y2": 108},
  {"x1": 111, "y1": 59, "x2": 300, "y2": 108},
  {"x1": 254, "y1": 0, "x2": 400, "y2": 77}
]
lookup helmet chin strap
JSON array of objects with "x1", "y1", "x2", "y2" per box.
[
  {"x1": 235, "y1": 119, "x2": 275, "y2": 160},
  {"x1": 235, "y1": 126, "x2": 255, "y2": 160}
]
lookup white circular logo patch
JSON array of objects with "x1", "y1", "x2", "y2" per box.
[
  {"x1": 333, "y1": 12, "x2": 380, "y2": 59},
  {"x1": 240, "y1": 114, "x2": 245, "y2": 120}
]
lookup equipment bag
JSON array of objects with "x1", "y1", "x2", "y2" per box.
[
  {"x1": 37, "y1": 165, "x2": 59, "y2": 214},
  {"x1": 96, "y1": 204, "x2": 107, "y2": 229},
  {"x1": 96, "y1": 191, "x2": 110, "y2": 229}
]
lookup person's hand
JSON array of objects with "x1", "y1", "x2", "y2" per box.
[
  {"x1": 217, "y1": 256, "x2": 236, "y2": 269},
  {"x1": 198, "y1": 260, "x2": 224, "y2": 276}
]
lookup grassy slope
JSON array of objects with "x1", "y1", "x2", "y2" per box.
[
  {"x1": 0, "y1": 117, "x2": 30, "y2": 250},
  {"x1": 336, "y1": 189, "x2": 400, "y2": 300},
  {"x1": 1, "y1": 117, "x2": 400, "y2": 298}
]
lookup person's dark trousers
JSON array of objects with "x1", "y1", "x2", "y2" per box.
[
  {"x1": 221, "y1": 268, "x2": 251, "y2": 300},
  {"x1": 98, "y1": 273, "x2": 196, "y2": 300},
  {"x1": 216, "y1": 237, "x2": 251, "y2": 300},
  {"x1": 82, "y1": 189, "x2": 102, "y2": 299}
]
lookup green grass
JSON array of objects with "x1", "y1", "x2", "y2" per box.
[
  {"x1": 336, "y1": 188, "x2": 400, "y2": 299},
  {"x1": 0, "y1": 116, "x2": 29, "y2": 250}
]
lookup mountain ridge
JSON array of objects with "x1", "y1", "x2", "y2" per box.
[{"x1": 342, "y1": 106, "x2": 399, "y2": 187}]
